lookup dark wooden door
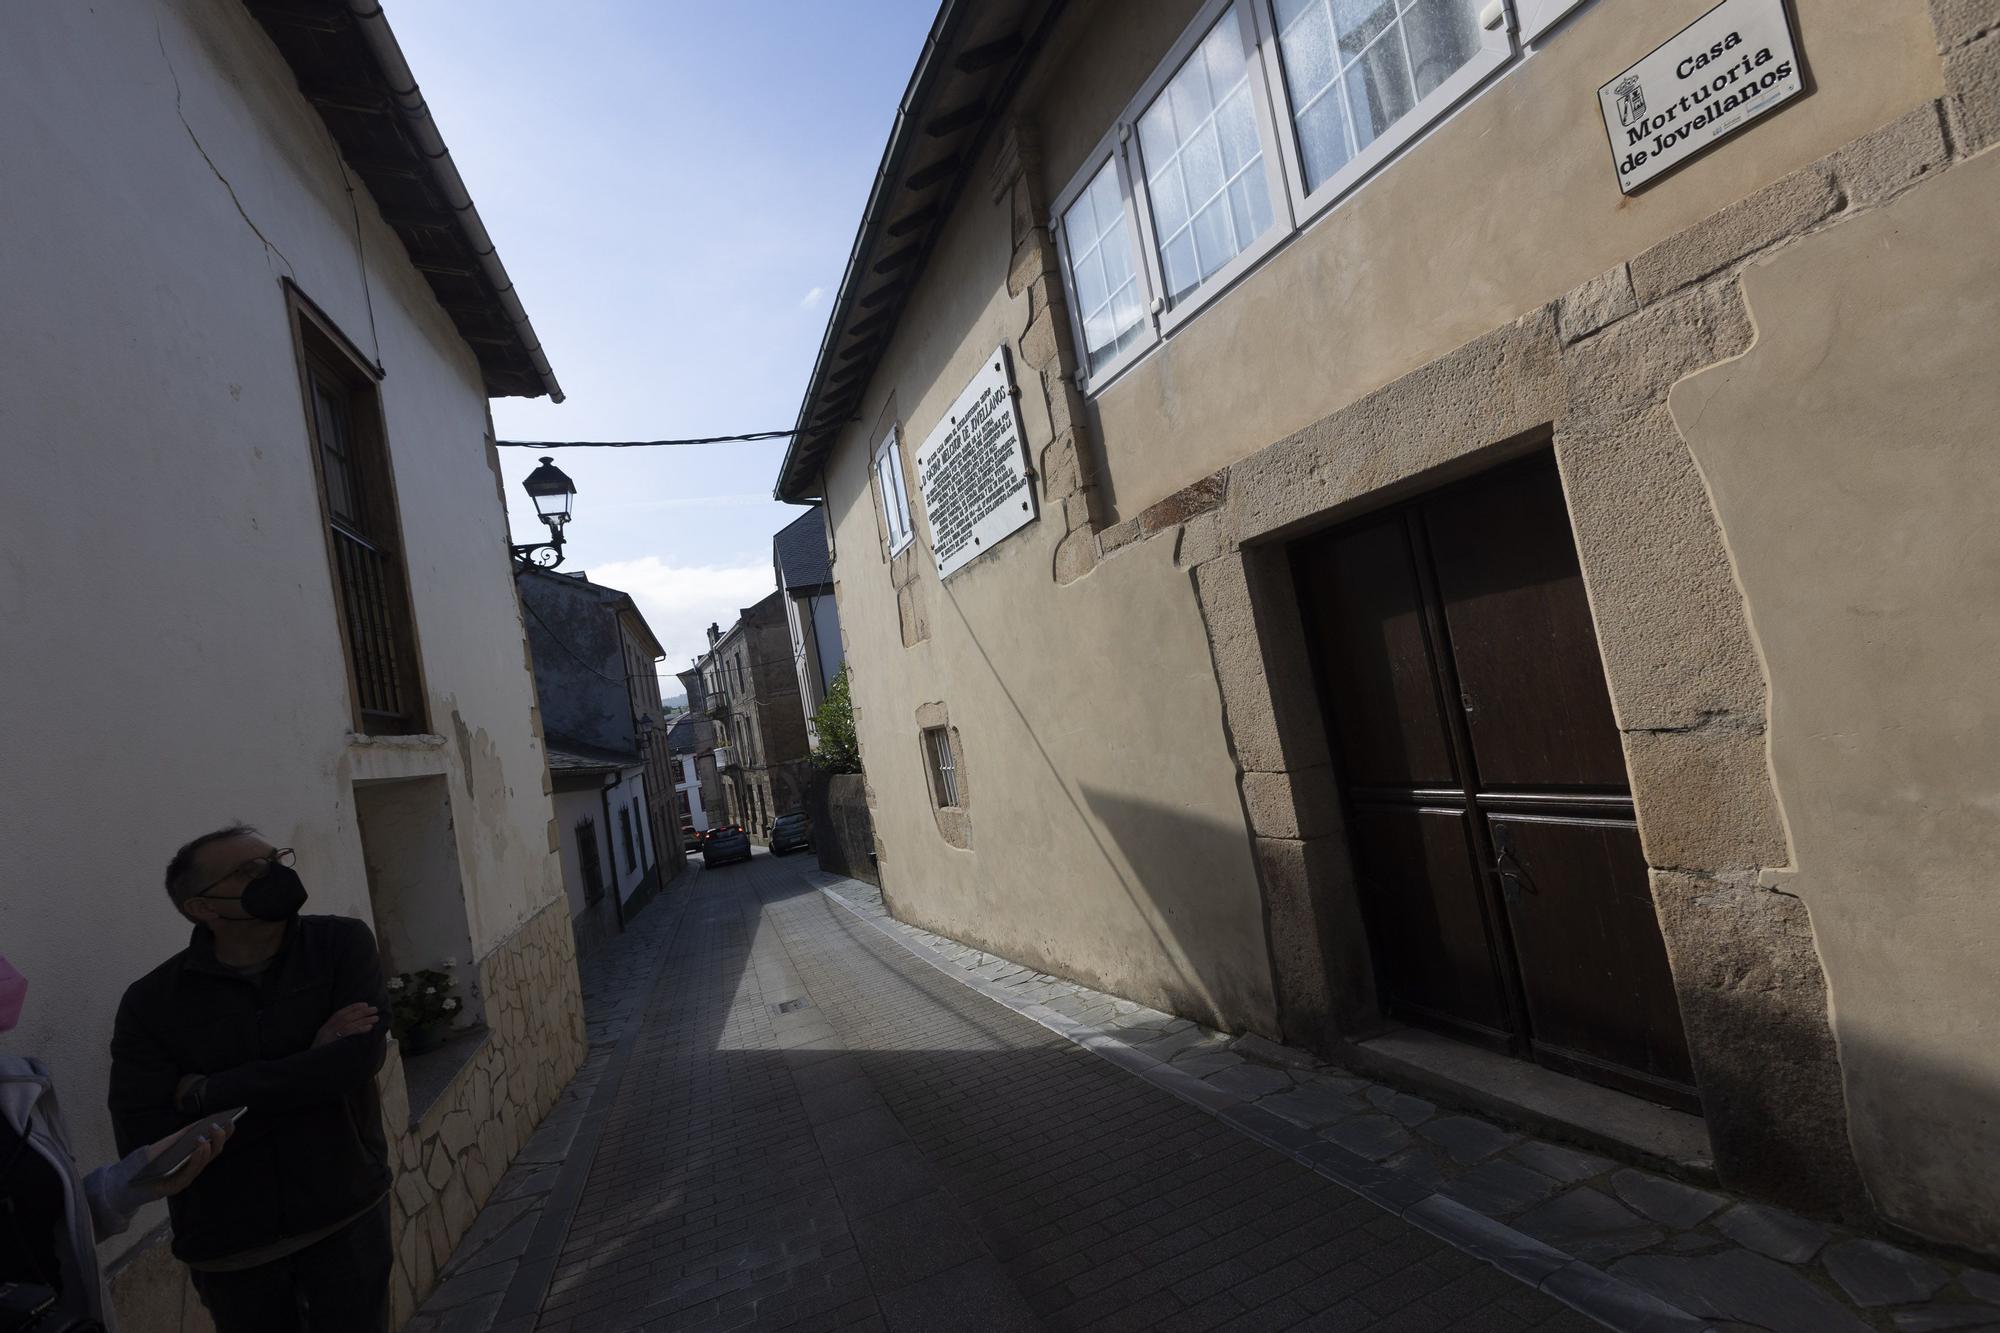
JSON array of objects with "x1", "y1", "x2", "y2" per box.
[{"x1": 1295, "y1": 455, "x2": 1698, "y2": 1111}]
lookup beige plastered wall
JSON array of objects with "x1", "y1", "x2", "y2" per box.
[
  {"x1": 822, "y1": 0, "x2": 2000, "y2": 1251},
  {"x1": 1671, "y1": 146, "x2": 2000, "y2": 1256},
  {"x1": 0, "y1": 0, "x2": 586, "y2": 1323}
]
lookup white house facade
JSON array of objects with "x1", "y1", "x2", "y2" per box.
[{"x1": 0, "y1": 0, "x2": 583, "y2": 1325}]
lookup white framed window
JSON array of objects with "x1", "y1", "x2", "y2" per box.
[
  {"x1": 1255, "y1": 0, "x2": 1513, "y2": 223},
  {"x1": 1053, "y1": 0, "x2": 1526, "y2": 395},
  {"x1": 1127, "y1": 0, "x2": 1291, "y2": 329},
  {"x1": 923, "y1": 726, "x2": 959, "y2": 808},
  {"x1": 1056, "y1": 151, "x2": 1153, "y2": 383},
  {"x1": 1514, "y1": 0, "x2": 1592, "y2": 45},
  {"x1": 873, "y1": 427, "x2": 914, "y2": 555}
]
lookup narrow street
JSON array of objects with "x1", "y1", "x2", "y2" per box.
[{"x1": 415, "y1": 852, "x2": 1595, "y2": 1333}]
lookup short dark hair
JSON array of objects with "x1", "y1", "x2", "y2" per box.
[{"x1": 164, "y1": 824, "x2": 260, "y2": 908}]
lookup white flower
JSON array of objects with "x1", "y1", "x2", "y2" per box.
[
  {"x1": 387, "y1": 978, "x2": 404, "y2": 991},
  {"x1": 423, "y1": 987, "x2": 435, "y2": 995},
  {"x1": 443, "y1": 997, "x2": 459, "y2": 1011}
]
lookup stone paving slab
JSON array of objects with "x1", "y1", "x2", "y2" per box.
[{"x1": 810, "y1": 872, "x2": 2000, "y2": 1333}]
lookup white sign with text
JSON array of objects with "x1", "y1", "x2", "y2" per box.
[
  {"x1": 1600, "y1": 0, "x2": 1804, "y2": 193},
  {"x1": 915, "y1": 347, "x2": 1037, "y2": 579}
]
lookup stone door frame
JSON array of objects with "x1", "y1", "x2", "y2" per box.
[{"x1": 1184, "y1": 287, "x2": 1868, "y2": 1215}]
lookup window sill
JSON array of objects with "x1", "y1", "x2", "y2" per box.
[
  {"x1": 399, "y1": 1024, "x2": 491, "y2": 1130},
  {"x1": 346, "y1": 732, "x2": 446, "y2": 750}
]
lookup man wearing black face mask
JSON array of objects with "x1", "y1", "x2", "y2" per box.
[{"x1": 108, "y1": 824, "x2": 394, "y2": 1332}]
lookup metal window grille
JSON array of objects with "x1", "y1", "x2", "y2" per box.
[
  {"x1": 332, "y1": 526, "x2": 411, "y2": 726},
  {"x1": 925, "y1": 727, "x2": 959, "y2": 808},
  {"x1": 576, "y1": 818, "x2": 604, "y2": 904},
  {"x1": 305, "y1": 351, "x2": 420, "y2": 734}
]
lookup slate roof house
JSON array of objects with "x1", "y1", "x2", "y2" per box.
[
  {"x1": 774, "y1": 505, "x2": 847, "y2": 750},
  {"x1": 774, "y1": 0, "x2": 2000, "y2": 1261},
  {"x1": 517, "y1": 567, "x2": 686, "y2": 953}
]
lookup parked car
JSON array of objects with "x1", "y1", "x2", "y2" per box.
[
  {"x1": 701, "y1": 825, "x2": 751, "y2": 866},
  {"x1": 770, "y1": 813, "x2": 813, "y2": 856}
]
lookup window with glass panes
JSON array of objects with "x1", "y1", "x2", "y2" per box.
[
  {"x1": 1269, "y1": 0, "x2": 1488, "y2": 193},
  {"x1": 1134, "y1": 4, "x2": 1275, "y2": 305},
  {"x1": 1053, "y1": 0, "x2": 1518, "y2": 392},
  {"x1": 874, "y1": 428, "x2": 915, "y2": 553},
  {"x1": 1060, "y1": 160, "x2": 1148, "y2": 375}
]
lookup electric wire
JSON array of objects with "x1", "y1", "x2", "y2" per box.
[{"x1": 495, "y1": 430, "x2": 795, "y2": 448}]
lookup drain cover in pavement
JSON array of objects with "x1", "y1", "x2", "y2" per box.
[{"x1": 772, "y1": 997, "x2": 813, "y2": 1014}]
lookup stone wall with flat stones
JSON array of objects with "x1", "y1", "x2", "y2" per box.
[{"x1": 107, "y1": 895, "x2": 587, "y2": 1332}]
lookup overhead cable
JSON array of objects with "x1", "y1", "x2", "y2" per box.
[{"x1": 496, "y1": 430, "x2": 795, "y2": 449}]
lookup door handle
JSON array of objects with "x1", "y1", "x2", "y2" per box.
[{"x1": 1491, "y1": 823, "x2": 1531, "y2": 906}]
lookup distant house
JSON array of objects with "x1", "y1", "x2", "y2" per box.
[
  {"x1": 664, "y1": 709, "x2": 722, "y2": 835},
  {"x1": 774, "y1": 505, "x2": 845, "y2": 750},
  {"x1": 517, "y1": 568, "x2": 685, "y2": 949},
  {"x1": 689, "y1": 596, "x2": 812, "y2": 842}
]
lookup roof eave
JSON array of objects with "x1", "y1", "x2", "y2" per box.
[
  {"x1": 774, "y1": 0, "x2": 1066, "y2": 503},
  {"x1": 243, "y1": 0, "x2": 562, "y2": 401}
]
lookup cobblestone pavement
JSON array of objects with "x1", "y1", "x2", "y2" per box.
[{"x1": 414, "y1": 851, "x2": 2000, "y2": 1332}]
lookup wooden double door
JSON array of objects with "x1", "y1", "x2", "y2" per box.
[{"x1": 1294, "y1": 455, "x2": 1698, "y2": 1111}]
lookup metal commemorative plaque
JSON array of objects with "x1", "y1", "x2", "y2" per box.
[
  {"x1": 1600, "y1": 0, "x2": 1804, "y2": 193},
  {"x1": 914, "y1": 346, "x2": 1038, "y2": 579}
]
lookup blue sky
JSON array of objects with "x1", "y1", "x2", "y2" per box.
[{"x1": 388, "y1": 0, "x2": 936, "y2": 690}]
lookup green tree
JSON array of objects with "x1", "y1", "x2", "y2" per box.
[{"x1": 811, "y1": 666, "x2": 862, "y2": 774}]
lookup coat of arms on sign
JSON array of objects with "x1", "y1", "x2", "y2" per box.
[{"x1": 1614, "y1": 74, "x2": 1647, "y2": 127}]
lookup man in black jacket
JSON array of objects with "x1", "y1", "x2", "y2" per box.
[{"x1": 109, "y1": 824, "x2": 394, "y2": 1332}]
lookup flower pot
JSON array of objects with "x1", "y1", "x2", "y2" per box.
[{"x1": 402, "y1": 1019, "x2": 450, "y2": 1055}]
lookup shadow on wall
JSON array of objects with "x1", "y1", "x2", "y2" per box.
[
  {"x1": 1074, "y1": 786, "x2": 1296, "y2": 1039},
  {"x1": 811, "y1": 771, "x2": 879, "y2": 887}
]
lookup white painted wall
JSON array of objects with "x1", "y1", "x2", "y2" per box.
[
  {"x1": 551, "y1": 788, "x2": 611, "y2": 923},
  {"x1": 604, "y1": 769, "x2": 651, "y2": 903},
  {"x1": 0, "y1": 0, "x2": 565, "y2": 1263},
  {"x1": 673, "y1": 755, "x2": 712, "y2": 833}
]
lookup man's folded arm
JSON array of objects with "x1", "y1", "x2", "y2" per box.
[{"x1": 197, "y1": 921, "x2": 392, "y2": 1114}]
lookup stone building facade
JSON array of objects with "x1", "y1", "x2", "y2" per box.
[
  {"x1": 775, "y1": 0, "x2": 2000, "y2": 1258},
  {"x1": 692, "y1": 592, "x2": 817, "y2": 841},
  {"x1": 0, "y1": 0, "x2": 587, "y2": 1326}
]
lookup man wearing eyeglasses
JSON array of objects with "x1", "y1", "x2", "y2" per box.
[{"x1": 107, "y1": 824, "x2": 394, "y2": 1332}]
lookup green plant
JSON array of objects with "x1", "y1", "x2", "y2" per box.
[
  {"x1": 810, "y1": 666, "x2": 862, "y2": 774},
  {"x1": 387, "y1": 963, "x2": 461, "y2": 1038}
]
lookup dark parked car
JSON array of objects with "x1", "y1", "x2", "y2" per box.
[
  {"x1": 701, "y1": 825, "x2": 751, "y2": 866},
  {"x1": 770, "y1": 813, "x2": 813, "y2": 856}
]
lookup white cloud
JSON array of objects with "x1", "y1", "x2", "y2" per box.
[
  {"x1": 582, "y1": 556, "x2": 776, "y2": 674},
  {"x1": 799, "y1": 285, "x2": 825, "y2": 308}
]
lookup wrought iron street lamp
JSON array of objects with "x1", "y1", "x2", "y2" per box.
[{"x1": 512, "y1": 456, "x2": 576, "y2": 568}]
